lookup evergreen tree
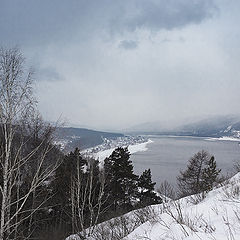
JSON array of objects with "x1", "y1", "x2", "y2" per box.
[
  {"x1": 138, "y1": 169, "x2": 162, "y2": 206},
  {"x1": 202, "y1": 156, "x2": 221, "y2": 192},
  {"x1": 51, "y1": 148, "x2": 87, "y2": 228},
  {"x1": 104, "y1": 147, "x2": 138, "y2": 211}
]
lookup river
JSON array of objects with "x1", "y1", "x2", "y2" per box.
[{"x1": 130, "y1": 135, "x2": 240, "y2": 188}]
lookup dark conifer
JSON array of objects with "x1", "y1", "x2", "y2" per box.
[
  {"x1": 202, "y1": 156, "x2": 221, "y2": 192},
  {"x1": 138, "y1": 169, "x2": 162, "y2": 206},
  {"x1": 104, "y1": 147, "x2": 138, "y2": 211},
  {"x1": 51, "y1": 148, "x2": 87, "y2": 227}
]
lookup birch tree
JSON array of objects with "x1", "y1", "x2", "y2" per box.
[
  {"x1": 70, "y1": 158, "x2": 107, "y2": 238},
  {"x1": 0, "y1": 47, "x2": 59, "y2": 240}
]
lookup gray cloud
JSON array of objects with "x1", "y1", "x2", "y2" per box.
[
  {"x1": 37, "y1": 67, "x2": 63, "y2": 82},
  {"x1": 124, "y1": 0, "x2": 217, "y2": 31},
  {"x1": 0, "y1": 0, "x2": 217, "y2": 47},
  {"x1": 119, "y1": 40, "x2": 138, "y2": 50},
  {"x1": 1, "y1": 0, "x2": 240, "y2": 130}
]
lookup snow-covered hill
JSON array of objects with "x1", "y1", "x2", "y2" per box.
[
  {"x1": 127, "y1": 117, "x2": 240, "y2": 140},
  {"x1": 124, "y1": 173, "x2": 240, "y2": 240},
  {"x1": 67, "y1": 172, "x2": 240, "y2": 240}
]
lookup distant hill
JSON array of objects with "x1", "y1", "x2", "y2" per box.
[
  {"x1": 127, "y1": 116, "x2": 240, "y2": 139},
  {"x1": 54, "y1": 127, "x2": 124, "y2": 152},
  {"x1": 177, "y1": 116, "x2": 240, "y2": 137}
]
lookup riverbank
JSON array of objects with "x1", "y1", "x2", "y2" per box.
[
  {"x1": 205, "y1": 136, "x2": 240, "y2": 142},
  {"x1": 94, "y1": 139, "x2": 153, "y2": 161}
]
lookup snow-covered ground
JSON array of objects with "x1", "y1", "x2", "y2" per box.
[
  {"x1": 67, "y1": 172, "x2": 240, "y2": 240},
  {"x1": 205, "y1": 136, "x2": 240, "y2": 142},
  {"x1": 124, "y1": 173, "x2": 240, "y2": 240},
  {"x1": 94, "y1": 139, "x2": 153, "y2": 161}
]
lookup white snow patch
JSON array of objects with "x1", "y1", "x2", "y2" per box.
[
  {"x1": 95, "y1": 139, "x2": 153, "y2": 161},
  {"x1": 224, "y1": 125, "x2": 232, "y2": 132},
  {"x1": 205, "y1": 136, "x2": 240, "y2": 142}
]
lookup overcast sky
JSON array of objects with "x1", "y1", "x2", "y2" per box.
[{"x1": 1, "y1": 0, "x2": 240, "y2": 131}]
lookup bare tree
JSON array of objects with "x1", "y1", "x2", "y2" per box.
[
  {"x1": 70, "y1": 158, "x2": 108, "y2": 238},
  {"x1": 158, "y1": 180, "x2": 175, "y2": 202},
  {"x1": 177, "y1": 150, "x2": 221, "y2": 198},
  {"x1": 0, "y1": 47, "x2": 59, "y2": 240},
  {"x1": 233, "y1": 161, "x2": 240, "y2": 174}
]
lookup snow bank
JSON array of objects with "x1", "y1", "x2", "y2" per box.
[
  {"x1": 205, "y1": 136, "x2": 240, "y2": 142},
  {"x1": 94, "y1": 139, "x2": 153, "y2": 162}
]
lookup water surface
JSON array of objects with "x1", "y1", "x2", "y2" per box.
[{"x1": 131, "y1": 135, "x2": 240, "y2": 187}]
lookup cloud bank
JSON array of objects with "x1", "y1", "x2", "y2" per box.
[{"x1": 1, "y1": 0, "x2": 239, "y2": 130}]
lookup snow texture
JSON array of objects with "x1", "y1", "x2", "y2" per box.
[{"x1": 67, "y1": 172, "x2": 240, "y2": 240}]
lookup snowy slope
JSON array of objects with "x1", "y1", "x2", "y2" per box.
[
  {"x1": 124, "y1": 173, "x2": 240, "y2": 240},
  {"x1": 67, "y1": 173, "x2": 240, "y2": 240}
]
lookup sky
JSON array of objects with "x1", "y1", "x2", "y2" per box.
[{"x1": 1, "y1": 0, "x2": 240, "y2": 131}]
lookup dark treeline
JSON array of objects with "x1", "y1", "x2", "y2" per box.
[
  {"x1": 1, "y1": 126, "x2": 161, "y2": 240},
  {"x1": 0, "y1": 129, "x2": 223, "y2": 240},
  {"x1": 0, "y1": 128, "x2": 161, "y2": 240},
  {"x1": 46, "y1": 146, "x2": 161, "y2": 239}
]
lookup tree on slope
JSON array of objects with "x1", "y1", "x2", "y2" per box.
[
  {"x1": 104, "y1": 147, "x2": 138, "y2": 211},
  {"x1": 52, "y1": 148, "x2": 108, "y2": 237},
  {"x1": 138, "y1": 169, "x2": 162, "y2": 206},
  {"x1": 51, "y1": 148, "x2": 87, "y2": 229},
  {"x1": 177, "y1": 150, "x2": 221, "y2": 197},
  {"x1": 202, "y1": 156, "x2": 221, "y2": 192},
  {"x1": 0, "y1": 48, "x2": 59, "y2": 240}
]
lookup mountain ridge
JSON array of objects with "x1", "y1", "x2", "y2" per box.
[{"x1": 126, "y1": 116, "x2": 240, "y2": 139}]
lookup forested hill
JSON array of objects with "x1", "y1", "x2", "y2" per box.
[{"x1": 55, "y1": 127, "x2": 124, "y2": 152}]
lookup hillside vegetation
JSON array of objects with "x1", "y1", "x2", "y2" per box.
[{"x1": 67, "y1": 172, "x2": 240, "y2": 240}]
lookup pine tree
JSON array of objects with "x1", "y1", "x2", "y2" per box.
[
  {"x1": 138, "y1": 169, "x2": 162, "y2": 206},
  {"x1": 104, "y1": 147, "x2": 138, "y2": 211},
  {"x1": 202, "y1": 156, "x2": 221, "y2": 192}
]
